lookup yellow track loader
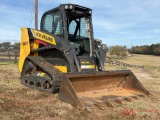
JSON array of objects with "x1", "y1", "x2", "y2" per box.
[{"x1": 19, "y1": 4, "x2": 149, "y2": 110}]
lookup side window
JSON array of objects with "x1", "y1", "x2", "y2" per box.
[
  {"x1": 53, "y1": 15, "x2": 63, "y2": 35},
  {"x1": 80, "y1": 18, "x2": 87, "y2": 37},
  {"x1": 43, "y1": 14, "x2": 53, "y2": 33},
  {"x1": 42, "y1": 11, "x2": 63, "y2": 36}
]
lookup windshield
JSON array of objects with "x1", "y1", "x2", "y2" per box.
[
  {"x1": 69, "y1": 17, "x2": 88, "y2": 38},
  {"x1": 67, "y1": 16, "x2": 91, "y2": 54}
]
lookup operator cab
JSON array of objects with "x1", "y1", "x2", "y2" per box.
[{"x1": 40, "y1": 4, "x2": 94, "y2": 57}]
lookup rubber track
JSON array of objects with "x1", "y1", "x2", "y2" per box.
[{"x1": 24, "y1": 56, "x2": 64, "y2": 93}]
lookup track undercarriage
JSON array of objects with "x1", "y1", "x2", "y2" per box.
[{"x1": 21, "y1": 56, "x2": 63, "y2": 93}]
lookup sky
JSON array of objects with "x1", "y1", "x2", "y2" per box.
[{"x1": 0, "y1": 0, "x2": 160, "y2": 48}]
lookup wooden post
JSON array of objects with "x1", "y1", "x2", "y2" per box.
[
  {"x1": 35, "y1": 0, "x2": 38, "y2": 29},
  {"x1": 8, "y1": 52, "x2": 10, "y2": 60},
  {"x1": 14, "y1": 52, "x2": 17, "y2": 63}
]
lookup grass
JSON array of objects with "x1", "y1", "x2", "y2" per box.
[{"x1": 0, "y1": 54, "x2": 160, "y2": 120}]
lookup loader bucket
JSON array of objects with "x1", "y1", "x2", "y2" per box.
[{"x1": 58, "y1": 70, "x2": 149, "y2": 110}]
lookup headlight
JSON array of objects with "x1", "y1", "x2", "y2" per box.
[
  {"x1": 65, "y1": 5, "x2": 68, "y2": 9},
  {"x1": 70, "y1": 5, "x2": 73, "y2": 9},
  {"x1": 89, "y1": 10, "x2": 92, "y2": 14}
]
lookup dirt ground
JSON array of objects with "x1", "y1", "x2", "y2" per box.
[{"x1": 0, "y1": 55, "x2": 160, "y2": 120}]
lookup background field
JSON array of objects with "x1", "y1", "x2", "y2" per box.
[{"x1": 0, "y1": 54, "x2": 160, "y2": 120}]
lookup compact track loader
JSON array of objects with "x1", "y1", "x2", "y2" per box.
[{"x1": 19, "y1": 4, "x2": 149, "y2": 110}]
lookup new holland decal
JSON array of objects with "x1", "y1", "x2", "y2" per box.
[{"x1": 33, "y1": 29, "x2": 56, "y2": 45}]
